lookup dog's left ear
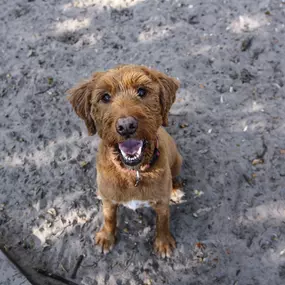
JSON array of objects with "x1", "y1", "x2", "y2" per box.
[
  {"x1": 142, "y1": 67, "x2": 180, "y2": 126},
  {"x1": 67, "y1": 73, "x2": 103, "y2": 136}
]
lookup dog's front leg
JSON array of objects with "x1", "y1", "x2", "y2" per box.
[
  {"x1": 153, "y1": 203, "x2": 176, "y2": 258},
  {"x1": 95, "y1": 199, "x2": 117, "y2": 253}
]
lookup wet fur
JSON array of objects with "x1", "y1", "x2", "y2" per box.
[{"x1": 68, "y1": 65, "x2": 182, "y2": 257}]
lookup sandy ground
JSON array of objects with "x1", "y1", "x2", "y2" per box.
[
  {"x1": 0, "y1": 249, "x2": 32, "y2": 285},
  {"x1": 1, "y1": 0, "x2": 285, "y2": 284}
]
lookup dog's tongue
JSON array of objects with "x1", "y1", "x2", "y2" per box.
[{"x1": 118, "y1": 139, "x2": 143, "y2": 155}]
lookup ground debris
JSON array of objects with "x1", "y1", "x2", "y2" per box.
[
  {"x1": 79, "y1": 161, "x2": 89, "y2": 168},
  {"x1": 35, "y1": 268, "x2": 79, "y2": 285},
  {"x1": 0, "y1": 204, "x2": 5, "y2": 211},
  {"x1": 241, "y1": 36, "x2": 253, "y2": 51},
  {"x1": 243, "y1": 174, "x2": 253, "y2": 186},
  {"x1": 193, "y1": 189, "x2": 204, "y2": 198},
  {"x1": 193, "y1": 206, "x2": 212, "y2": 218},
  {"x1": 71, "y1": 254, "x2": 84, "y2": 279},
  {"x1": 47, "y1": 208, "x2": 57, "y2": 217},
  {"x1": 188, "y1": 15, "x2": 199, "y2": 25},
  {"x1": 179, "y1": 122, "x2": 189, "y2": 128},
  {"x1": 252, "y1": 158, "x2": 264, "y2": 165},
  {"x1": 280, "y1": 249, "x2": 285, "y2": 256},
  {"x1": 240, "y1": 69, "x2": 254, "y2": 83}
]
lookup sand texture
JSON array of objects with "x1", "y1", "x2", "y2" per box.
[{"x1": 1, "y1": 0, "x2": 285, "y2": 284}]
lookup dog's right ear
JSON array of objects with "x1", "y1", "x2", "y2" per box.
[{"x1": 67, "y1": 73, "x2": 102, "y2": 136}]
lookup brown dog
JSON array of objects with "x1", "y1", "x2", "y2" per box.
[{"x1": 68, "y1": 65, "x2": 182, "y2": 257}]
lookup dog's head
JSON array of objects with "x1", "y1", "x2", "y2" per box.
[{"x1": 68, "y1": 65, "x2": 179, "y2": 168}]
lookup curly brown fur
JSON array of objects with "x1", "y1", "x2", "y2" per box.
[{"x1": 68, "y1": 64, "x2": 182, "y2": 257}]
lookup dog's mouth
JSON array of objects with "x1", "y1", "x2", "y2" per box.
[{"x1": 117, "y1": 139, "x2": 145, "y2": 167}]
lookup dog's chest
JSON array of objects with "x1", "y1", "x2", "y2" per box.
[{"x1": 122, "y1": 200, "x2": 150, "y2": 210}]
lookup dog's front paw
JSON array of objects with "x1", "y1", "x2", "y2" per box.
[
  {"x1": 154, "y1": 234, "x2": 176, "y2": 258},
  {"x1": 95, "y1": 230, "x2": 115, "y2": 254}
]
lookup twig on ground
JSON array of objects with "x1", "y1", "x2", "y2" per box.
[
  {"x1": 34, "y1": 86, "x2": 54, "y2": 96},
  {"x1": 71, "y1": 255, "x2": 84, "y2": 279},
  {"x1": 35, "y1": 268, "x2": 79, "y2": 285},
  {"x1": 243, "y1": 174, "x2": 253, "y2": 187}
]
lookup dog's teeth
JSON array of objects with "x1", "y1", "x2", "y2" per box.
[
  {"x1": 121, "y1": 150, "x2": 127, "y2": 158},
  {"x1": 119, "y1": 142, "x2": 143, "y2": 164}
]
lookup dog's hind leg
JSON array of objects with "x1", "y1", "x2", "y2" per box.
[
  {"x1": 171, "y1": 153, "x2": 182, "y2": 187},
  {"x1": 170, "y1": 153, "x2": 184, "y2": 204}
]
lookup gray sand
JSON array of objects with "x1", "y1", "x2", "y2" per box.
[
  {"x1": 1, "y1": 0, "x2": 285, "y2": 284},
  {"x1": 0, "y1": 249, "x2": 32, "y2": 285}
]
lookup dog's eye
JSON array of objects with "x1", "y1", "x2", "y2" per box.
[
  {"x1": 101, "y1": 93, "x2": 111, "y2": 103},
  {"x1": 137, "y1": 87, "x2": 147, "y2": 98}
]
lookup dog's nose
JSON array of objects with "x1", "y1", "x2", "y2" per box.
[{"x1": 116, "y1": 116, "x2": 138, "y2": 136}]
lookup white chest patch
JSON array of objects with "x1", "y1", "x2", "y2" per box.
[{"x1": 122, "y1": 200, "x2": 150, "y2": 211}]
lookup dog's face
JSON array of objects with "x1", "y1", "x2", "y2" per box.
[{"x1": 68, "y1": 65, "x2": 179, "y2": 168}]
